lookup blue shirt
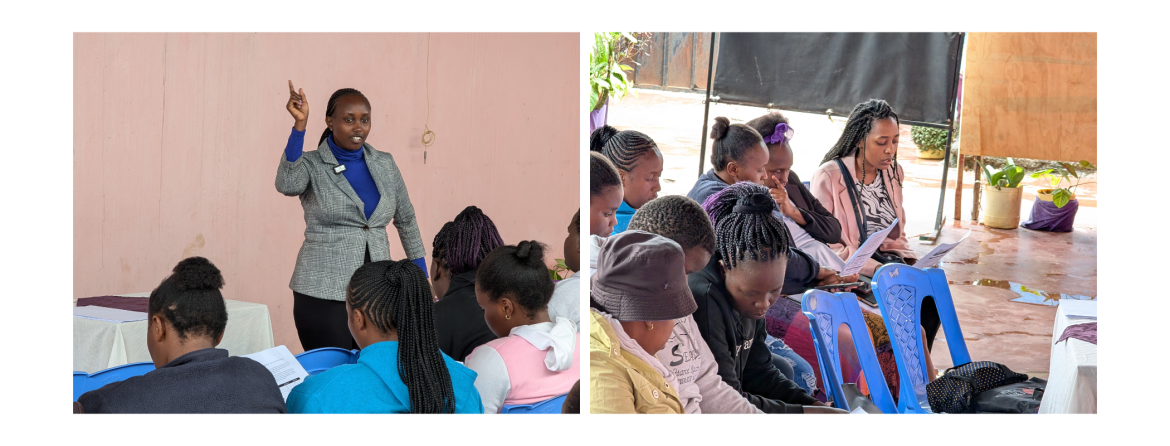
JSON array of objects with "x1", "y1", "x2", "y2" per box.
[
  {"x1": 611, "y1": 200, "x2": 637, "y2": 235},
  {"x1": 286, "y1": 341, "x2": 482, "y2": 414}
]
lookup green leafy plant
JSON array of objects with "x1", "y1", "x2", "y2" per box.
[
  {"x1": 589, "y1": 32, "x2": 651, "y2": 112},
  {"x1": 976, "y1": 157, "x2": 1026, "y2": 190},
  {"x1": 910, "y1": 126, "x2": 949, "y2": 154},
  {"x1": 1031, "y1": 160, "x2": 1096, "y2": 208},
  {"x1": 548, "y1": 258, "x2": 571, "y2": 281}
]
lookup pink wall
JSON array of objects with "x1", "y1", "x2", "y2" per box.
[{"x1": 74, "y1": 33, "x2": 581, "y2": 353}]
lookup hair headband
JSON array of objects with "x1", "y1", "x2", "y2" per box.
[{"x1": 763, "y1": 123, "x2": 793, "y2": 146}]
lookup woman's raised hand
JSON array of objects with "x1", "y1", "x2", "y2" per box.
[{"x1": 287, "y1": 80, "x2": 309, "y2": 131}]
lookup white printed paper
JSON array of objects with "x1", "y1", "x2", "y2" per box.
[
  {"x1": 242, "y1": 345, "x2": 310, "y2": 401},
  {"x1": 839, "y1": 218, "x2": 899, "y2": 276},
  {"x1": 850, "y1": 406, "x2": 869, "y2": 414},
  {"x1": 912, "y1": 229, "x2": 972, "y2": 269},
  {"x1": 73, "y1": 306, "x2": 148, "y2": 323}
]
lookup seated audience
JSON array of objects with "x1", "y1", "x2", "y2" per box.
[
  {"x1": 465, "y1": 241, "x2": 579, "y2": 413},
  {"x1": 692, "y1": 183, "x2": 845, "y2": 413},
  {"x1": 432, "y1": 206, "x2": 504, "y2": 362},
  {"x1": 287, "y1": 260, "x2": 482, "y2": 413},
  {"x1": 77, "y1": 257, "x2": 285, "y2": 414},
  {"x1": 591, "y1": 125, "x2": 663, "y2": 234},
  {"x1": 590, "y1": 231, "x2": 696, "y2": 414},
  {"x1": 590, "y1": 151, "x2": 624, "y2": 237},
  {"x1": 546, "y1": 210, "x2": 581, "y2": 329}
]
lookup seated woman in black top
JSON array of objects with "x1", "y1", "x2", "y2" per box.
[
  {"x1": 690, "y1": 182, "x2": 846, "y2": 414},
  {"x1": 76, "y1": 257, "x2": 285, "y2": 413},
  {"x1": 432, "y1": 205, "x2": 505, "y2": 362}
]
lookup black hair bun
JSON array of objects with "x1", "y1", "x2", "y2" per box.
[
  {"x1": 384, "y1": 261, "x2": 405, "y2": 287},
  {"x1": 514, "y1": 240, "x2": 546, "y2": 266},
  {"x1": 171, "y1": 257, "x2": 224, "y2": 291},
  {"x1": 590, "y1": 125, "x2": 619, "y2": 152},
  {"x1": 732, "y1": 193, "x2": 776, "y2": 215},
  {"x1": 710, "y1": 117, "x2": 730, "y2": 140}
]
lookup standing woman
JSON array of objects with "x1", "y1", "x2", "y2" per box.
[{"x1": 276, "y1": 81, "x2": 428, "y2": 351}]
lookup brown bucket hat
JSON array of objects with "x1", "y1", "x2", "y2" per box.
[{"x1": 590, "y1": 230, "x2": 697, "y2": 321}]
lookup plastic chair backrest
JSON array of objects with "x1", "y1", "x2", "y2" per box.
[
  {"x1": 295, "y1": 347, "x2": 360, "y2": 376},
  {"x1": 801, "y1": 290, "x2": 897, "y2": 414},
  {"x1": 873, "y1": 264, "x2": 972, "y2": 414},
  {"x1": 498, "y1": 394, "x2": 568, "y2": 414},
  {"x1": 74, "y1": 361, "x2": 157, "y2": 401}
]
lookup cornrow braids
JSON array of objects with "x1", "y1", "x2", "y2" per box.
[
  {"x1": 476, "y1": 241, "x2": 556, "y2": 318},
  {"x1": 592, "y1": 129, "x2": 661, "y2": 173},
  {"x1": 628, "y1": 195, "x2": 715, "y2": 254},
  {"x1": 820, "y1": 99, "x2": 904, "y2": 187},
  {"x1": 431, "y1": 221, "x2": 455, "y2": 271},
  {"x1": 709, "y1": 116, "x2": 766, "y2": 172},
  {"x1": 590, "y1": 125, "x2": 619, "y2": 153},
  {"x1": 319, "y1": 88, "x2": 370, "y2": 146},
  {"x1": 148, "y1": 256, "x2": 229, "y2": 341},
  {"x1": 700, "y1": 182, "x2": 793, "y2": 269},
  {"x1": 443, "y1": 206, "x2": 504, "y2": 276},
  {"x1": 590, "y1": 152, "x2": 622, "y2": 196},
  {"x1": 347, "y1": 260, "x2": 456, "y2": 414}
]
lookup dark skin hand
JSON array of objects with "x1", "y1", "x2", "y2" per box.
[
  {"x1": 287, "y1": 80, "x2": 309, "y2": 132},
  {"x1": 768, "y1": 174, "x2": 806, "y2": 225}
]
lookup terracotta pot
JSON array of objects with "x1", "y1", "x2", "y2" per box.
[
  {"x1": 916, "y1": 147, "x2": 945, "y2": 160},
  {"x1": 1036, "y1": 188, "x2": 1075, "y2": 203},
  {"x1": 982, "y1": 184, "x2": 1023, "y2": 229}
]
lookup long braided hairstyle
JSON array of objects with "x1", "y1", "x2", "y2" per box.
[
  {"x1": 430, "y1": 221, "x2": 456, "y2": 273},
  {"x1": 590, "y1": 125, "x2": 661, "y2": 173},
  {"x1": 347, "y1": 259, "x2": 456, "y2": 413},
  {"x1": 476, "y1": 241, "x2": 555, "y2": 318},
  {"x1": 820, "y1": 99, "x2": 903, "y2": 187},
  {"x1": 319, "y1": 88, "x2": 370, "y2": 146},
  {"x1": 700, "y1": 182, "x2": 793, "y2": 269},
  {"x1": 438, "y1": 206, "x2": 504, "y2": 276}
]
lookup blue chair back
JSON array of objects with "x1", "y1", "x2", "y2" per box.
[
  {"x1": 873, "y1": 264, "x2": 972, "y2": 414},
  {"x1": 801, "y1": 290, "x2": 897, "y2": 414},
  {"x1": 499, "y1": 394, "x2": 568, "y2": 414},
  {"x1": 73, "y1": 361, "x2": 157, "y2": 401},
  {"x1": 295, "y1": 347, "x2": 360, "y2": 376}
]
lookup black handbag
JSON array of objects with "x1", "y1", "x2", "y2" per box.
[
  {"x1": 970, "y1": 377, "x2": 1046, "y2": 413},
  {"x1": 926, "y1": 361, "x2": 1029, "y2": 413},
  {"x1": 834, "y1": 159, "x2": 904, "y2": 266}
]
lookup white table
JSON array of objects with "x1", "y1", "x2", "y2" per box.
[
  {"x1": 1038, "y1": 300, "x2": 1097, "y2": 414},
  {"x1": 73, "y1": 292, "x2": 275, "y2": 373}
]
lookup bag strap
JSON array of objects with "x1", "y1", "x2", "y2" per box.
[{"x1": 835, "y1": 158, "x2": 868, "y2": 246}]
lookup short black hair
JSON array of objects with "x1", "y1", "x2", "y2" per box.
[
  {"x1": 148, "y1": 257, "x2": 228, "y2": 341},
  {"x1": 590, "y1": 152, "x2": 622, "y2": 197},
  {"x1": 476, "y1": 241, "x2": 556, "y2": 318},
  {"x1": 627, "y1": 195, "x2": 715, "y2": 254},
  {"x1": 570, "y1": 208, "x2": 581, "y2": 235},
  {"x1": 591, "y1": 126, "x2": 661, "y2": 173},
  {"x1": 320, "y1": 88, "x2": 370, "y2": 146},
  {"x1": 745, "y1": 111, "x2": 791, "y2": 149},
  {"x1": 709, "y1": 116, "x2": 765, "y2": 171}
]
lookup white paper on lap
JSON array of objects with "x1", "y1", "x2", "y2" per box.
[
  {"x1": 839, "y1": 218, "x2": 899, "y2": 276},
  {"x1": 242, "y1": 345, "x2": 310, "y2": 401},
  {"x1": 912, "y1": 229, "x2": 972, "y2": 269}
]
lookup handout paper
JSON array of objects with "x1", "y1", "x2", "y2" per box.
[
  {"x1": 1061, "y1": 299, "x2": 1098, "y2": 320},
  {"x1": 242, "y1": 345, "x2": 310, "y2": 401},
  {"x1": 912, "y1": 229, "x2": 972, "y2": 269},
  {"x1": 850, "y1": 406, "x2": 869, "y2": 414},
  {"x1": 838, "y1": 218, "x2": 899, "y2": 276},
  {"x1": 73, "y1": 306, "x2": 148, "y2": 323}
]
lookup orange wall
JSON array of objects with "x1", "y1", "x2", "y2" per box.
[{"x1": 74, "y1": 33, "x2": 581, "y2": 353}]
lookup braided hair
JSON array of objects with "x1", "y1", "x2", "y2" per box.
[
  {"x1": 476, "y1": 241, "x2": 555, "y2": 318},
  {"x1": 627, "y1": 195, "x2": 715, "y2": 254},
  {"x1": 590, "y1": 152, "x2": 622, "y2": 196},
  {"x1": 819, "y1": 99, "x2": 903, "y2": 187},
  {"x1": 590, "y1": 127, "x2": 661, "y2": 173},
  {"x1": 430, "y1": 221, "x2": 456, "y2": 272},
  {"x1": 319, "y1": 88, "x2": 370, "y2": 146},
  {"x1": 148, "y1": 257, "x2": 228, "y2": 341},
  {"x1": 439, "y1": 206, "x2": 504, "y2": 277},
  {"x1": 700, "y1": 182, "x2": 793, "y2": 269},
  {"x1": 347, "y1": 259, "x2": 456, "y2": 413},
  {"x1": 709, "y1": 116, "x2": 766, "y2": 171}
]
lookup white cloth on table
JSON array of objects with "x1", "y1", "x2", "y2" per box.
[
  {"x1": 73, "y1": 293, "x2": 275, "y2": 373},
  {"x1": 1038, "y1": 299, "x2": 1097, "y2": 414}
]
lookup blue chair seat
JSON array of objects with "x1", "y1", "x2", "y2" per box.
[
  {"x1": 499, "y1": 394, "x2": 568, "y2": 414},
  {"x1": 295, "y1": 347, "x2": 360, "y2": 376},
  {"x1": 801, "y1": 290, "x2": 897, "y2": 414},
  {"x1": 73, "y1": 361, "x2": 157, "y2": 401}
]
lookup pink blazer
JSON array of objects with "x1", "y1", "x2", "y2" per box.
[{"x1": 809, "y1": 155, "x2": 917, "y2": 277}]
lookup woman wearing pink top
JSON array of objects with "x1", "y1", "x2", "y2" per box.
[{"x1": 465, "y1": 241, "x2": 580, "y2": 414}]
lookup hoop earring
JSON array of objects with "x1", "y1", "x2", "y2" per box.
[
  {"x1": 505, "y1": 313, "x2": 511, "y2": 320},
  {"x1": 647, "y1": 322, "x2": 654, "y2": 330}
]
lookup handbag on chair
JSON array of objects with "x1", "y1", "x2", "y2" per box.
[{"x1": 926, "y1": 361, "x2": 1029, "y2": 413}]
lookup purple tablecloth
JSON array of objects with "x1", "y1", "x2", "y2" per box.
[{"x1": 76, "y1": 296, "x2": 148, "y2": 313}]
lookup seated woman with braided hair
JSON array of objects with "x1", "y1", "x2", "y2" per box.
[
  {"x1": 691, "y1": 182, "x2": 846, "y2": 414},
  {"x1": 591, "y1": 125, "x2": 663, "y2": 234},
  {"x1": 76, "y1": 257, "x2": 285, "y2": 414},
  {"x1": 431, "y1": 206, "x2": 505, "y2": 362},
  {"x1": 465, "y1": 241, "x2": 579, "y2": 413},
  {"x1": 286, "y1": 260, "x2": 482, "y2": 413}
]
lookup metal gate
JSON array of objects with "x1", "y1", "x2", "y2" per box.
[{"x1": 631, "y1": 32, "x2": 716, "y2": 93}]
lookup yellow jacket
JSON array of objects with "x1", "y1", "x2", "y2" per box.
[{"x1": 589, "y1": 310, "x2": 683, "y2": 414}]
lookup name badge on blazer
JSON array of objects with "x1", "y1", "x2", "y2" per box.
[{"x1": 334, "y1": 165, "x2": 346, "y2": 174}]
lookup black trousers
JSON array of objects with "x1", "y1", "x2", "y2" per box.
[{"x1": 292, "y1": 245, "x2": 372, "y2": 351}]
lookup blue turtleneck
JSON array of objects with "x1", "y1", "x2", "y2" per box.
[{"x1": 285, "y1": 128, "x2": 380, "y2": 220}]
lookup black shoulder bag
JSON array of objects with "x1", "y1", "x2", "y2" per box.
[{"x1": 835, "y1": 159, "x2": 905, "y2": 266}]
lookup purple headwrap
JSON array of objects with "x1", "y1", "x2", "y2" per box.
[{"x1": 764, "y1": 122, "x2": 794, "y2": 146}]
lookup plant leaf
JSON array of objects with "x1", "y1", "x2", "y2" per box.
[
  {"x1": 1053, "y1": 189, "x2": 1071, "y2": 208},
  {"x1": 1008, "y1": 168, "x2": 1025, "y2": 188},
  {"x1": 976, "y1": 159, "x2": 995, "y2": 186},
  {"x1": 618, "y1": 64, "x2": 634, "y2": 72},
  {"x1": 1060, "y1": 162, "x2": 1079, "y2": 179},
  {"x1": 1031, "y1": 168, "x2": 1053, "y2": 179},
  {"x1": 1079, "y1": 160, "x2": 1093, "y2": 169}
]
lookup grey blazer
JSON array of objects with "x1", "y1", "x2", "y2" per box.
[{"x1": 276, "y1": 139, "x2": 425, "y2": 301}]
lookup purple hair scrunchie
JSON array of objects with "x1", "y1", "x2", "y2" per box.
[{"x1": 764, "y1": 122, "x2": 794, "y2": 146}]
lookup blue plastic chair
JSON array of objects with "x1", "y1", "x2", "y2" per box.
[
  {"x1": 295, "y1": 347, "x2": 360, "y2": 376},
  {"x1": 499, "y1": 394, "x2": 568, "y2": 414},
  {"x1": 801, "y1": 290, "x2": 897, "y2": 414},
  {"x1": 873, "y1": 264, "x2": 972, "y2": 414},
  {"x1": 73, "y1": 361, "x2": 157, "y2": 401}
]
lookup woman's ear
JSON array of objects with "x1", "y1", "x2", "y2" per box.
[
  {"x1": 351, "y1": 307, "x2": 368, "y2": 332},
  {"x1": 500, "y1": 297, "x2": 515, "y2": 319},
  {"x1": 149, "y1": 314, "x2": 166, "y2": 342}
]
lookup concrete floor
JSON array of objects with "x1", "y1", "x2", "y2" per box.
[{"x1": 606, "y1": 89, "x2": 1098, "y2": 378}]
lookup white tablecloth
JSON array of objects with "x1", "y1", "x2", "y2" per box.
[
  {"x1": 1038, "y1": 300, "x2": 1097, "y2": 414},
  {"x1": 73, "y1": 292, "x2": 275, "y2": 373}
]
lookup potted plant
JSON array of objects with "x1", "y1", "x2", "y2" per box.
[
  {"x1": 589, "y1": 32, "x2": 650, "y2": 132},
  {"x1": 910, "y1": 126, "x2": 948, "y2": 160},
  {"x1": 548, "y1": 258, "x2": 571, "y2": 281},
  {"x1": 1031, "y1": 160, "x2": 1095, "y2": 208},
  {"x1": 976, "y1": 157, "x2": 1026, "y2": 229}
]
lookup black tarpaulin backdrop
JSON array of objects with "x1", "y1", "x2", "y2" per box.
[{"x1": 712, "y1": 33, "x2": 963, "y2": 125}]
